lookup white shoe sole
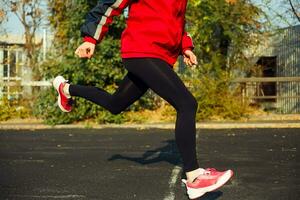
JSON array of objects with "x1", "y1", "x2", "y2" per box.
[
  {"x1": 182, "y1": 170, "x2": 233, "y2": 199},
  {"x1": 53, "y1": 76, "x2": 70, "y2": 113}
]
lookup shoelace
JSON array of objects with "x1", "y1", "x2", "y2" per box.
[
  {"x1": 192, "y1": 168, "x2": 218, "y2": 182},
  {"x1": 204, "y1": 168, "x2": 217, "y2": 175}
]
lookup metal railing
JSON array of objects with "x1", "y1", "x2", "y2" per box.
[
  {"x1": 1, "y1": 79, "x2": 51, "y2": 99},
  {"x1": 233, "y1": 77, "x2": 300, "y2": 100},
  {"x1": 1, "y1": 80, "x2": 51, "y2": 87},
  {"x1": 233, "y1": 77, "x2": 300, "y2": 113}
]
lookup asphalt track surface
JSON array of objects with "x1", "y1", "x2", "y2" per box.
[{"x1": 0, "y1": 128, "x2": 299, "y2": 200}]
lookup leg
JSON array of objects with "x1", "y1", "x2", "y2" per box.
[
  {"x1": 123, "y1": 58, "x2": 199, "y2": 174},
  {"x1": 69, "y1": 72, "x2": 148, "y2": 114}
]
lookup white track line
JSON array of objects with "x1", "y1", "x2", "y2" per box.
[{"x1": 163, "y1": 165, "x2": 182, "y2": 200}]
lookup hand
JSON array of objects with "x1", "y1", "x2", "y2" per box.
[
  {"x1": 183, "y1": 49, "x2": 198, "y2": 67},
  {"x1": 75, "y1": 42, "x2": 96, "y2": 59}
]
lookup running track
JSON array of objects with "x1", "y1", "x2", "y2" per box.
[{"x1": 0, "y1": 128, "x2": 299, "y2": 200}]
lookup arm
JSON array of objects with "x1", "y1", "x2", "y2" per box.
[
  {"x1": 81, "y1": 0, "x2": 131, "y2": 44},
  {"x1": 181, "y1": 31, "x2": 198, "y2": 67},
  {"x1": 76, "y1": 0, "x2": 131, "y2": 58},
  {"x1": 181, "y1": 31, "x2": 194, "y2": 54}
]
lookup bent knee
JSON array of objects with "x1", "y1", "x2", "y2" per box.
[
  {"x1": 188, "y1": 96, "x2": 198, "y2": 112},
  {"x1": 109, "y1": 107, "x2": 123, "y2": 115},
  {"x1": 178, "y1": 95, "x2": 198, "y2": 113}
]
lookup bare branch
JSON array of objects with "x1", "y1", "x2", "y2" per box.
[
  {"x1": 288, "y1": 0, "x2": 300, "y2": 22},
  {"x1": 2, "y1": 0, "x2": 45, "y2": 78}
]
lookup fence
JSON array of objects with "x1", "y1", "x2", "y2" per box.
[
  {"x1": 1, "y1": 79, "x2": 51, "y2": 99},
  {"x1": 233, "y1": 77, "x2": 300, "y2": 113},
  {"x1": 2, "y1": 77, "x2": 300, "y2": 113}
]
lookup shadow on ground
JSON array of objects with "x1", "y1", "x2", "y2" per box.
[
  {"x1": 108, "y1": 139, "x2": 224, "y2": 200},
  {"x1": 108, "y1": 139, "x2": 181, "y2": 166},
  {"x1": 182, "y1": 191, "x2": 223, "y2": 200},
  {"x1": 198, "y1": 191, "x2": 223, "y2": 200}
]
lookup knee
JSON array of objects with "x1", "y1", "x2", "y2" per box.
[
  {"x1": 109, "y1": 106, "x2": 124, "y2": 115},
  {"x1": 105, "y1": 96, "x2": 124, "y2": 114},
  {"x1": 110, "y1": 109, "x2": 122, "y2": 115},
  {"x1": 188, "y1": 96, "x2": 198, "y2": 112},
  {"x1": 180, "y1": 95, "x2": 198, "y2": 113},
  {"x1": 109, "y1": 100, "x2": 127, "y2": 115}
]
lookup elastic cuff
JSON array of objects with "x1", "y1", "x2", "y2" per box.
[
  {"x1": 182, "y1": 47, "x2": 193, "y2": 55},
  {"x1": 83, "y1": 36, "x2": 97, "y2": 44},
  {"x1": 184, "y1": 163, "x2": 200, "y2": 173},
  {"x1": 68, "y1": 84, "x2": 76, "y2": 97}
]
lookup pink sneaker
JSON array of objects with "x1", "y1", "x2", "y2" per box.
[
  {"x1": 182, "y1": 168, "x2": 233, "y2": 199},
  {"x1": 53, "y1": 76, "x2": 73, "y2": 112}
]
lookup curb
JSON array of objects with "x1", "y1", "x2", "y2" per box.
[{"x1": 0, "y1": 122, "x2": 300, "y2": 130}]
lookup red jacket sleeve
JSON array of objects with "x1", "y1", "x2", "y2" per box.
[
  {"x1": 81, "y1": 0, "x2": 132, "y2": 44},
  {"x1": 181, "y1": 31, "x2": 194, "y2": 54}
]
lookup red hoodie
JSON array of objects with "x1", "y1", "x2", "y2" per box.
[{"x1": 81, "y1": 0, "x2": 194, "y2": 66}]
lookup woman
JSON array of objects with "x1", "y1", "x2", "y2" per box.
[{"x1": 52, "y1": 0, "x2": 233, "y2": 199}]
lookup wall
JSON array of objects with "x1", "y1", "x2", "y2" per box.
[{"x1": 274, "y1": 25, "x2": 300, "y2": 113}]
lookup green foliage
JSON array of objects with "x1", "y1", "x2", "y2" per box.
[
  {"x1": 0, "y1": 98, "x2": 31, "y2": 121},
  {"x1": 181, "y1": 68, "x2": 249, "y2": 120},
  {"x1": 34, "y1": 0, "x2": 262, "y2": 124},
  {"x1": 181, "y1": 0, "x2": 261, "y2": 120},
  {"x1": 187, "y1": 0, "x2": 261, "y2": 71},
  {"x1": 34, "y1": 0, "x2": 156, "y2": 124}
]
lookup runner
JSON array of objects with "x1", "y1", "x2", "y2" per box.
[{"x1": 52, "y1": 0, "x2": 233, "y2": 199}]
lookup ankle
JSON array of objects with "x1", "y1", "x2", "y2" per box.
[
  {"x1": 186, "y1": 168, "x2": 205, "y2": 183},
  {"x1": 63, "y1": 83, "x2": 71, "y2": 98}
]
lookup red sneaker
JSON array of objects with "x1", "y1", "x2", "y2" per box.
[
  {"x1": 53, "y1": 76, "x2": 73, "y2": 112},
  {"x1": 182, "y1": 168, "x2": 233, "y2": 199}
]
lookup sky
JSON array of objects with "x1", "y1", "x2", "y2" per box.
[
  {"x1": 253, "y1": 0, "x2": 299, "y2": 27},
  {"x1": 2, "y1": 0, "x2": 299, "y2": 36},
  {"x1": 2, "y1": 0, "x2": 49, "y2": 37}
]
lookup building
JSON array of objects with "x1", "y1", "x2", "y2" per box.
[
  {"x1": 240, "y1": 25, "x2": 300, "y2": 113},
  {"x1": 0, "y1": 33, "x2": 51, "y2": 100},
  {"x1": 0, "y1": 35, "x2": 27, "y2": 100}
]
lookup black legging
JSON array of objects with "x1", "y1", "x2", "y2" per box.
[{"x1": 69, "y1": 58, "x2": 199, "y2": 172}]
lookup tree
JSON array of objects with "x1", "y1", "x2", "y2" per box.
[
  {"x1": 0, "y1": 2, "x2": 7, "y2": 34},
  {"x1": 35, "y1": 0, "x2": 278, "y2": 123},
  {"x1": 181, "y1": 0, "x2": 263, "y2": 119},
  {"x1": 257, "y1": 0, "x2": 299, "y2": 28},
  {"x1": 34, "y1": 0, "x2": 157, "y2": 124},
  {"x1": 2, "y1": 0, "x2": 45, "y2": 79},
  {"x1": 0, "y1": 4, "x2": 6, "y2": 24},
  {"x1": 288, "y1": 0, "x2": 300, "y2": 22}
]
